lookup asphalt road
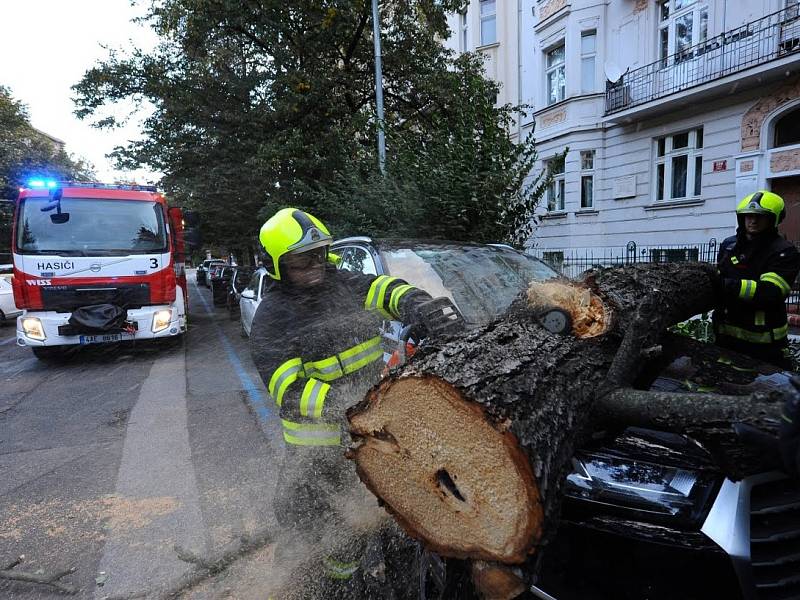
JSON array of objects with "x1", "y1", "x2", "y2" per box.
[{"x1": 0, "y1": 272, "x2": 282, "y2": 599}]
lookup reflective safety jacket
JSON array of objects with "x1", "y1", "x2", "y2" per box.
[
  {"x1": 713, "y1": 229, "x2": 800, "y2": 354},
  {"x1": 250, "y1": 265, "x2": 429, "y2": 448}
]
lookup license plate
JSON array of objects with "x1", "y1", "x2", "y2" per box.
[{"x1": 79, "y1": 333, "x2": 134, "y2": 345}]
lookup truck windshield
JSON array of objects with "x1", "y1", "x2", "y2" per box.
[{"x1": 16, "y1": 197, "x2": 168, "y2": 256}]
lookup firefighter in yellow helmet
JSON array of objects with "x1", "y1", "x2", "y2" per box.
[
  {"x1": 250, "y1": 208, "x2": 462, "y2": 598},
  {"x1": 713, "y1": 191, "x2": 800, "y2": 369}
]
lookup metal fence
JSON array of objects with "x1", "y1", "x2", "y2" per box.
[
  {"x1": 606, "y1": 6, "x2": 800, "y2": 114},
  {"x1": 530, "y1": 239, "x2": 719, "y2": 279}
]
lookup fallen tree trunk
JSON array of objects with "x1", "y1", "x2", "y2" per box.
[{"x1": 346, "y1": 263, "x2": 786, "y2": 593}]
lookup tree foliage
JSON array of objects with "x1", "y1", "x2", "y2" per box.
[
  {"x1": 73, "y1": 0, "x2": 552, "y2": 250},
  {"x1": 0, "y1": 86, "x2": 93, "y2": 257}
]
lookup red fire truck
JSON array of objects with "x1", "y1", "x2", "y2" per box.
[{"x1": 11, "y1": 180, "x2": 191, "y2": 358}]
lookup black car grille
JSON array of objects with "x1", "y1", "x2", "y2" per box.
[{"x1": 750, "y1": 477, "x2": 800, "y2": 600}]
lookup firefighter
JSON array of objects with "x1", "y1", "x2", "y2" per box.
[
  {"x1": 250, "y1": 208, "x2": 462, "y2": 597},
  {"x1": 713, "y1": 190, "x2": 800, "y2": 369}
]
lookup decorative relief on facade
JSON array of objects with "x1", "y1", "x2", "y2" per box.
[
  {"x1": 633, "y1": 0, "x2": 648, "y2": 14},
  {"x1": 770, "y1": 149, "x2": 800, "y2": 173},
  {"x1": 741, "y1": 76, "x2": 800, "y2": 151},
  {"x1": 539, "y1": 0, "x2": 567, "y2": 22},
  {"x1": 739, "y1": 160, "x2": 755, "y2": 173},
  {"x1": 539, "y1": 108, "x2": 567, "y2": 128}
]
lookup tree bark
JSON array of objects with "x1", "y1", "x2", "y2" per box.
[{"x1": 346, "y1": 263, "x2": 787, "y2": 588}]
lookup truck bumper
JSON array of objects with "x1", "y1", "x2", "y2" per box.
[{"x1": 15, "y1": 300, "x2": 187, "y2": 348}]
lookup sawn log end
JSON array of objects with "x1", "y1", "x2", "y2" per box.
[{"x1": 347, "y1": 375, "x2": 543, "y2": 564}]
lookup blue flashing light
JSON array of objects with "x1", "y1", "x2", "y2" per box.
[{"x1": 26, "y1": 178, "x2": 59, "y2": 189}]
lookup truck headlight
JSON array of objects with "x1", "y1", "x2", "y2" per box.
[
  {"x1": 564, "y1": 452, "x2": 719, "y2": 524},
  {"x1": 152, "y1": 309, "x2": 172, "y2": 333},
  {"x1": 22, "y1": 317, "x2": 46, "y2": 341}
]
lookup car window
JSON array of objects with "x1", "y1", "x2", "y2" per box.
[
  {"x1": 244, "y1": 271, "x2": 261, "y2": 295},
  {"x1": 337, "y1": 246, "x2": 377, "y2": 275},
  {"x1": 380, "y1": 245, "x2": 559, "y2": 325},
  {"x1": 259, "y1": 273, "x2": 272, "y2": 299}
]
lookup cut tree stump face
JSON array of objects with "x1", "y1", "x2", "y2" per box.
[
  {"x1": 527, "y1": 281, "x2": 609, "y2": 338},
  {"x1": 348, "y1": 376, "x2": 543, "y2": 564}
]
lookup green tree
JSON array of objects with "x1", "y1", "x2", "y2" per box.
[
  {"x1": 73, "y1": 0, "x2": 552, "y2": 249},
  {"x1": 0, "y1": 86, "x2": 93, "y2": 257}
]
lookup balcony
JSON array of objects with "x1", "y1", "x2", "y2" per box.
[{"x1": 605, "y1": 6, "x2": 800, "y2": 119}]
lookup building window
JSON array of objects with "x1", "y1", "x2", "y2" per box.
[
  {"x1": 654, "y1": 128, "x2": 703, "y2": 201},
  {"x1": 658, "y1": 0, "x2": 708, "y2": 65},
  {"x1": 580, "y1": 150, "x2": 595, "y2": 208},
  {"x1": 546, "y1": 158, "x2": 566, "y2": 211},
  {"x1": 460, "y1": 10, "x2": 469, "y2": 52},
  {"x1": 581, "y1": 31, "x2": 597, "y2": 93},
  {"x1": 546, "y1": 44, "x2": 566, "y2": 105},
  {"x1": 480, "y1": 0, "x2": 496, "y2": 46},
  {"x1": 774, "y1": 105, "x2": 800, "y2": 148},
  {"x1": 786, "y1": 0, "x2": 800, "y2": 20}
]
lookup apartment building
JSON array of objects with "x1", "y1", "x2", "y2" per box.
[{"x1": 445, "y1": 0, "x2": 800, "y2": 264}]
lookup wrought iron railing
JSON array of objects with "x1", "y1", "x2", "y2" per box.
[
  {"x1": 606, "y1": 6, "x2": 800, "y2": 114},
  {"x1": 530, "y1": 239, "x2": 718, "y2": 279}
]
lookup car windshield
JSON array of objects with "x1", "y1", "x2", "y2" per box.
[
  {"x1": 16, "y1": 197, "x2": 167, "y2": 256},
  {"x1": 380, "y1": 244, "x2": 559, "y2": 325}
]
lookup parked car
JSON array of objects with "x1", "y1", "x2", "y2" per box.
[
  {"x1": 0, "y1": 276, "x2": 22, "y2": 325},
  {"x1": 227, "y1": 266, "x2": 254, "y2": 320},
  {"x1": 239, "y1": 267, "x2": 271, "y2": 337},
  {"x1": 196, "y1": 259, "x2": 225, "y2": 286},
  {"x1": 211, "y1": 265, "x2": 235, "y2": 307},
  {"x1": 315, "y1": 237, "x2": 795, "y2": 600},
  {"x1": 207, "y1": 263, "x2": 227, "y2": 289}
]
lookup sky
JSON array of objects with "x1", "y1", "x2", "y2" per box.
[{"x1": 0, "y1": 0, "x2": 160, "y2": 184}]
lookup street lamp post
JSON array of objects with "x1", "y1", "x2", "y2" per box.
[{"x1": 371, "y1": 0, "x2": 386, "y2": 175}]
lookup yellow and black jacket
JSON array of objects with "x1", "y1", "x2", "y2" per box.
[
  {"x1": 714, "y1": 229, "x2": 800, "y2": 363},
  {"x1": 250, "y1": 264, "x2": 429, "y2": 448}
]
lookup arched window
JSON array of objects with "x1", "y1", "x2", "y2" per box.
[{"x1": 774, "y1": 105, "x2": 800, "y2": 148}]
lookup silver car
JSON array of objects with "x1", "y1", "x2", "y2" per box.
[{"x1": 0, "y1": 276, "x2": 22, "y2": 325}]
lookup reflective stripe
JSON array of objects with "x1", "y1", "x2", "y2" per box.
[
  {"x1": 304, "y1": 355, "x2": 344, "y2": 382},
  {"x1": 339, "y1": 336, "x2": 383, "y2": 374},
  {"x1": 389, "y1": 284, "x2": 414, "y2": 316},
  {"x1": 731, "y1": 256, "x2": 739, "y2": 265},
  {"x1": 304, "y1": 337, "x2": 383, "y2": 383},
  {"x1": 717, "y1": 323, "x2": 788, "y2": 344},
  {"x1": 281, "y1": 419, "x2": 340, "y2": 446},
  {"x1": 760, "y1": 272, "x2": 791, "y2": 296},
  {"x1": 366, "y1": 275, "x2": 399, "y2": 319},
  {"x1": 782, "y1": 412, "x2": 794, "y2": 424},
  {"x1": 269, "y1": 358, "x2": 304, "y2": 406},
  {"x1": 323, "y1": 556, "x2": 359, "y2": 580},
  {"x1": 755, "y1": 311, "x2": 766, "y2": 326},
  {"x1": 738, "y1": 279, "x2": 756, "y2": 300},
  {"x1": 300, "y1": 378, "x2": 329, "y2": 419}
]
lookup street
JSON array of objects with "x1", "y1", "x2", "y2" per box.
[{"x1": 0, "y1": 273, "x2": 283, "y2": 599}]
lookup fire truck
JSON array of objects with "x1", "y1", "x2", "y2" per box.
[{"x1": 11, "y1": 179, "x2": 193, "y2": 359}]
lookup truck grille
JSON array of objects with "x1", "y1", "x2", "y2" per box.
[
  {"x1": 750, "y1": 477, "x2": 800, "y2": 600},
  {"x1": 41, "y1": 283, "x2": 150, "y2": 311}
]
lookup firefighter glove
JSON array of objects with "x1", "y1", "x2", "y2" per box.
[{"x1": 722, "y1": 278, "x2": 741, "y2": 298}]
